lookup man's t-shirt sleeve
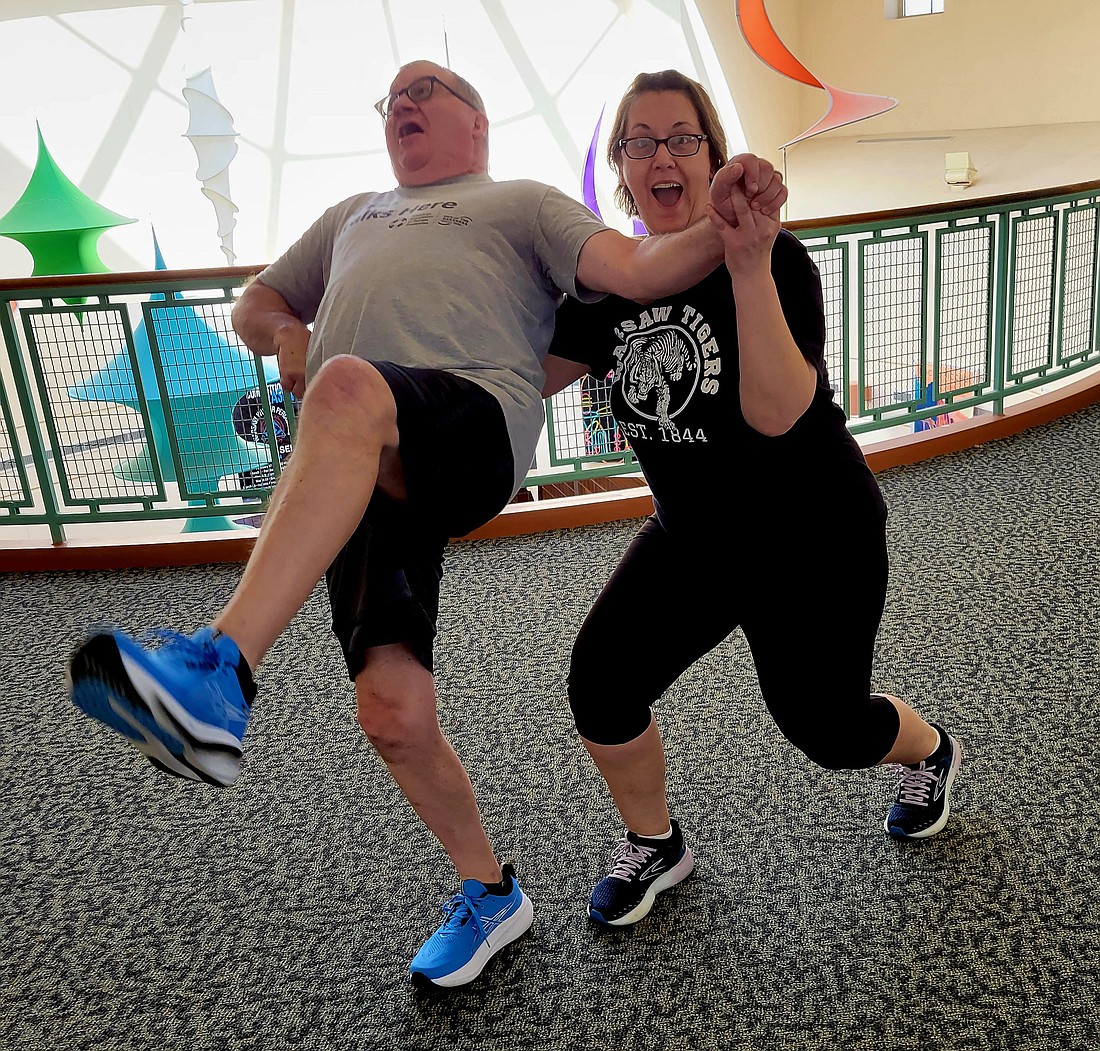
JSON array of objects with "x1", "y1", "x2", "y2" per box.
[
  {"x1": 532, "y1": 186, "x2": 610, "y2": 304},
  {"x1": 255, "y1": 207, "x2": 340, "y2": 325}
]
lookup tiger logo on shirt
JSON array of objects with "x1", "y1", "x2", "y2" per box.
[{"x1": 614, "y1": 326, "x2": 698, "y2": 429}]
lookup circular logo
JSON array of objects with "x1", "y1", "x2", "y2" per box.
[{"x1": 617, "y1": 325, "x2": 700, "y2": 424}]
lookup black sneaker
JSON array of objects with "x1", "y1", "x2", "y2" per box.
[
  {"x1": 884, "y1": 723, "x2": 962, "y2": 839},
  {"x1": 588, "y1": 819, "x2": 695, "y2": 926}
]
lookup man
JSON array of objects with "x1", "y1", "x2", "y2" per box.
[{"x1": 67, "y1": 60, "x2": 786, "y2": 988}]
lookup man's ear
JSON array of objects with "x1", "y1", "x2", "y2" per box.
[{"x1": 473, "y1": 112, "x2": 489, "y2": 140}]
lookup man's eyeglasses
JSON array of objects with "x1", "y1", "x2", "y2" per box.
[
  {"x1": 618, "y1": 134, "x2": 708, "y2": 160},
  {"x1": 374, "y1": 75, "x2": 474, "y2": 120}
]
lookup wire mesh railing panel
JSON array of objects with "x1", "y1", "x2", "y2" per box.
[
  {"x1": 547, "y1": 380, "x2": 587, "y2": 463},
  {"x1": 1059, "y1": 204, "x2": 1099, "y2": 363},
  {"x1": 936, "y1": 222, "x2": 994, "y2": 396},
  {"x1": 861, "y1": 233, "x2": 927, "y2": 410},
  {"x1": 22, "y1": 303, "x2": 164, "y2": 506},
  {"x1": 579, "y1": 372, "x2": 628, "y2": 457},
  {"x1": 230, "y1": 381, "x2": 298, "y2": 491},
  {"x1": 1008, "y1": 211, "x2": 1057, "y2": 380},
  {"x1": 806, "y1": 243, "x2": 849, "y2": 411},
  {"x1": 545, "y1": 370, "x2": 633, "y2": 473},
  {"x1": 145, "y1": 299, "x2": 281, "y2": 501},
  {"x1": 0, "y1": 379, "x2": 32, "y2": 507},
  {"x1": 2, "y1": 184, "x2": 1098, "y2": 541}
]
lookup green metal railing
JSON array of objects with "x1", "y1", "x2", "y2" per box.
[
  {"x1": 541, "y1": 181, "x2": 1100, "y2": 480},
  {"x1": 2, "y1": 182, "x2": 1098, "y2": 543},
  {"x1": 0, "y1": 268, "x2": 288, "y2": 543}
]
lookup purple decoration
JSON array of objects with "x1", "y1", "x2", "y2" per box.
[
  {"x1": 582, "y1": 108, "x2": 605, "y2": 219},
  {"x1": 582, "y1": 107, "x2": 646, "y2": 236}
]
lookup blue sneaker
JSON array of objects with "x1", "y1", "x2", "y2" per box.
[
  {"x1": 67, "y1": 627, "x2": 255, "y2": 787},
  {"x1": 885, "y1": 723, "x2": 962, "y2": 839},
  {"x1": 410, "y1": 865, "x2": 533, "y2": 988},
  {"x1": 588, "y1": 819, "x2": 695, "y2": 926}
]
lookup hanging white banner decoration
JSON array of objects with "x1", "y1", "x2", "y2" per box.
[{"x1": 179, "y1": 1, "x2": 239, "y2": 263}]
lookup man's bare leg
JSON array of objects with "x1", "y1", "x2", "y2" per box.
[
  {"x1": 215, "y1": 356, "x2": 403, "y2": 670},
  {"x1": 356, "y1": 644, "x2": 501, "y2": 884}
]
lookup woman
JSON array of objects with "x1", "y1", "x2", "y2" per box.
[{"x1": 543, "y1": 70, "x2": 963, "y2": 927}]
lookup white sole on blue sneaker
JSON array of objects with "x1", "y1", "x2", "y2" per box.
[
  {"x1": 417, "y1": 891, "x2": 534, "y2": 988},
  {"x1": 118, "y1": 647, "x2": 243, "y2": 751},
  {"x1": 109, "y1": 701, "x2": 202, "y2": 781},
  {"x1": 591, "y1": 848, "x2": 696, "y2": 927},
  {"x1": 69, "y1": 635, "x2": 241, "y2": 786},
  {"x1": 111, "y1": 700, "x2": 242, "y2": 786}
]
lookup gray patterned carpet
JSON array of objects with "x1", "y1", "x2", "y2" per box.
[{"x1": 2, "y1": 402, "x2": 1099, "y2": 1051}]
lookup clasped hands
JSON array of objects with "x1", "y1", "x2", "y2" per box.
[{"x1": 706, "y1": 153, "x2": 786, "y2": 270}]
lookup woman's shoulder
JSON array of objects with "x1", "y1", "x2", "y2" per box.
[
  {"x1": 771, "y1": 228, "x2": 818, "y2": 281},
  {"x1": 773, "y1": 227, "x2": 810, "y2": 259}
]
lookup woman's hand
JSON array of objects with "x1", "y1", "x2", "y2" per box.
[
  {"x1": 721, "y1": 154, "x2": 787, "y2": 218},
  {"x1": 705, "y1": 179, "x2": 781, "y2": 279}
]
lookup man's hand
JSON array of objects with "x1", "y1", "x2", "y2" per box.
[
  {"x1": 231, "y1": 279, "x2": 311, "y2": 399},
  {"x1": 711, "y1": 153, "x2": 786, "y2": 226},
  {"x1": 275, "y1": 324, "x2": 310, "y2": 400}
]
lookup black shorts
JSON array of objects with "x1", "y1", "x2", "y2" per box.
[{"x1": 325, "y1": 363, "x2": 515, "y2": 679}]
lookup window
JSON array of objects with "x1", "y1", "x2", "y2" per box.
[{"x1": 886, "y1": 0, "x2": 945, "y2": 17}]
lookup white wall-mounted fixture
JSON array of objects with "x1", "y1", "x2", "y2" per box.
[{"x1": 945, "y1": 151, "x2": 976, "y2": 187}]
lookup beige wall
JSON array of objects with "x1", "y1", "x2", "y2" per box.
[
  {"x1": 800, "y1": 0, "x2": 1100, "y2": 135},
  {"x1": 697, "y1": 0, "x2": 1100, "y2": 151},
  {"x1": 783, "y1": 121, "x2": 1100, "y2": 220},
  {"x1": 695, "y1": 0, "x2": 1100, "y2": 219},
  {"x1": 694, "y1": 0, "x2": 805, "y2": 162}
]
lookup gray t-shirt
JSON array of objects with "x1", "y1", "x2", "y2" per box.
[{"x1": 258, "y1": 173, "x2": 608, "y2": 492}]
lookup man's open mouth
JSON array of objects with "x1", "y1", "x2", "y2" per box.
[{"x1": 398, "y1": 121, "x2": 424, "y2": 140}]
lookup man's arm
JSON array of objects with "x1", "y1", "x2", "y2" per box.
[
  {"x1": 232, "y1": 279, "x2": 312, "y2": 399},
  {"x1": 575, "y1": 219, "x2": 719, "y2": 302},
  {"x1": 575, "y1": 156, "x2": 786, "y2": 302},
  {"x1": 541, "y1": 354, "x2": 590, "y2": 399}
]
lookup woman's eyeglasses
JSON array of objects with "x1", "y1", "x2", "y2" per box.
[{"x1": 618, "y1": 134, "x2": 708, "y2": 160}]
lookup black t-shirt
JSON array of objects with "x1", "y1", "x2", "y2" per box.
[{"x1": 549, "y1": 230, "x2": 875, "y2": 531}]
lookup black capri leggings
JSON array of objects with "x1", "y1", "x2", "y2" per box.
[{"x1": 567, "y1": 471, "x2": 900, "y2": 769}]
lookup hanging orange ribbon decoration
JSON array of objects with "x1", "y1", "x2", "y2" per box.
[{"x1": 736, "y1": 0, "x2": 898, "y2": 148}]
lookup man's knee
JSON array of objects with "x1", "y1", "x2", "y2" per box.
[
  {"x1": 355, "y1": 675, "x2": 436, "y2": 759},
  {"x1": 306, "y1": 355, "x2": 398, "y2": 433}
]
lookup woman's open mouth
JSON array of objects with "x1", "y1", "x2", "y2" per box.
[{"x1": 651, "y1": 181, "x2": 684, "y2": 207}]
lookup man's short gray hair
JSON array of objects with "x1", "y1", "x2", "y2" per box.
[
  {"x1": 448, "y1": 71, "x2": 486, "y2": 115},
  {"x1": 395, "y1": 61, "x2": 486, "y2": 116}
]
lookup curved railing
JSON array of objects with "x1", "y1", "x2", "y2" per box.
[
  {"x1": 2, "y1": 181, "x2": 1098, "y2": 568},
  {"x1": 538, "y1": 180, "x2": 1100, "y2": 482}
]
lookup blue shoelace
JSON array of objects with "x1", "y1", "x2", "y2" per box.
[
  {"x1": 138, "y1": 628, "x2": 225, "y2": 671},
  {"x1": 438, "y1": 893, "x2": 486, "y2": 941}
]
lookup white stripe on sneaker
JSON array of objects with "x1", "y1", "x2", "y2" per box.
[{"x1": 423, "y1": 892, "x2": 534, "y2": 988}]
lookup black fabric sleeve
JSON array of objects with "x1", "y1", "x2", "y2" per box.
[
  {"x1": 771, "y1": 230, "x2": 829, "y2": 386},
  {"x1": 547, "y1": 294, "x2": 617, "y2": 377}
]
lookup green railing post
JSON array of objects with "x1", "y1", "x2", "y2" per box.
[
  {"x1": 1, "y1": 294, "x2": 66, "y2": 543},
  {"x1": 990, "y1": 205, "x2": 1012, "y2": 416}
]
